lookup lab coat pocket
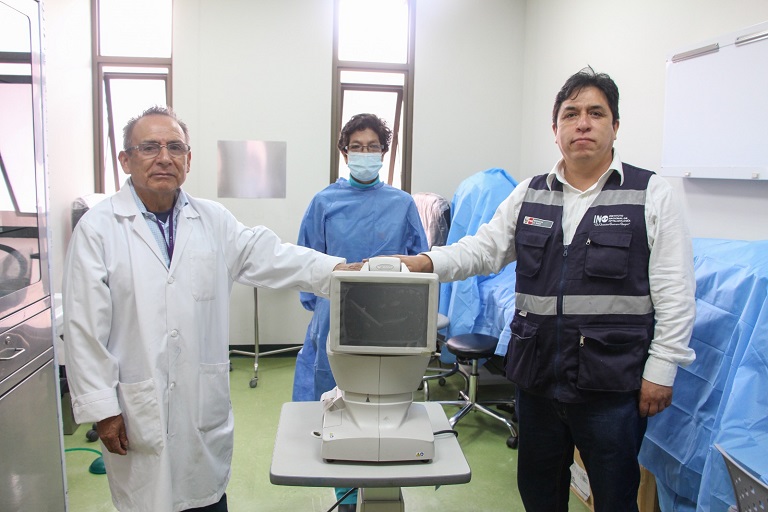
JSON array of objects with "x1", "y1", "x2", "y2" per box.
[
  {"x1": 198, "y1": 362, "x2": 231, "y2": 433},
  {"x1": 576, "y1": 324, "x2": 649, "y2": 392},
  {"x1": 117, "y1": 379, "x2": 164, "y2": 455},
  {"x1": 189, "y1": 250, "x2": 217, "y2": 301},
  {"x1": 515, "y1": 229, "x2": 551, "y2": 278},
  {"x1": 504, "y1": 315, "x2": 541, "y2": 389},
  {"x1": 584, "y1": 231, "x2": 632, "y2": 279}
]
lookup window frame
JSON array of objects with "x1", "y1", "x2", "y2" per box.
[
  {"x1": 90, "y1": 0, "x2": 173, "y2": 194},
  {"x1": 338, "y1": 80, "x2": 404, "y2": 186},
  {"x1": 330, "y1": 0, "x2": 416, "y2": 192}
]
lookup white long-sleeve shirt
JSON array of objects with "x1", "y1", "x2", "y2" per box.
[{"x1": 428, "y1": 152, "x2": 696, "y2": 386}]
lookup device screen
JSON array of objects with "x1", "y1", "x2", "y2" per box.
[{"x1": 339, "y1": 282, "x2": 429, "y2": 348}]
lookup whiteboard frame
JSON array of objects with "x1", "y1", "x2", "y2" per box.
[{"x1": 661, "y1": 21, "x2": 768, "y2": 181}]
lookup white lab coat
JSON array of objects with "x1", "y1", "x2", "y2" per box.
[{"x1": 63, "y1": 184, "x2": 343, "y2": 511}]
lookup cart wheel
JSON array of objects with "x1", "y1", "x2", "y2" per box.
[
  {"x1": 507, "y1": 435, "x2": 518, "y2": 449},
  {"x1": 438, "y1": 377, "x2": 446, "y2": 386},
  {"x1": 249, "y1": 378, "x2": 258, "y2": 388}
]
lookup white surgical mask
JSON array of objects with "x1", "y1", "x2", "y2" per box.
[{"x1": 347, "y1": 152, "x2": 383, "y2": 182}]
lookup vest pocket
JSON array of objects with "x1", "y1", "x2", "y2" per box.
[
  {"x1": 504, "y1": 315, "x2": 541, "y2": 389},
  {"x1": 584, "y1": 231, "x2": 632, "y2": 279},
  {"x1": 576, "y1": 324, "x2": 648, "y2": 392},
  {"x1": 515, "y1": 229, "x2": 551, "y2": 278}
]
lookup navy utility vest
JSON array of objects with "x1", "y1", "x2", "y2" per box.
[{"x1": 504, "y1": 163, "x2": 655, "y2": 403}]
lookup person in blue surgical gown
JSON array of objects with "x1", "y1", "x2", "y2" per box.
[{"x1": 292, "y1": 113, "x2": 428, "y2": 511}]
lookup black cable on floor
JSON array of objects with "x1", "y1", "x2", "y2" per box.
[{"x1": 325, "y1": 487, "x2": 358, "y2": 512}]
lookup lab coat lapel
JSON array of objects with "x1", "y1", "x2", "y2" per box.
[
  {"x1": 168, "y1": 199, "x2": 200, "y2": 274},
  {"x1": 112, "y1": 185, "x2": 169, "y2": 268}
]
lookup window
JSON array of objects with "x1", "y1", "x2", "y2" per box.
[
  {"x1": 91, "y1": 0, "x2": 173, "y2": 194},
  {"x1": 331, "y1": 0, "x2": 415, "y2": 191}
]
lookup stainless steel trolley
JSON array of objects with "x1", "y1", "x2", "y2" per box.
[{"x1": 229, "y1": 288, "x2": 301, "y2": 388}]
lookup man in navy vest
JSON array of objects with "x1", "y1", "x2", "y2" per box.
[{"x1": 394, "y1": 67, "x2": 696, "y2": 511}]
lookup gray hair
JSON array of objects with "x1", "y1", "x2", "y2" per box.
[{"x1": 122, "y1": 105, "x2": 190, "y2": 150}]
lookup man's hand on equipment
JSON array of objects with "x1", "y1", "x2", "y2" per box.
[
  {"x1": 394, "y1": 254, "x2": 434, "y2": 273},
  {"x1": 333, "y1": 262, "x2": 363, "y2": 271}
]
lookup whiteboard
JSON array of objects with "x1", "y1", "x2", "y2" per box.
[{"x1": 661, "y1": 21, "x2": 768, "y2": 180}]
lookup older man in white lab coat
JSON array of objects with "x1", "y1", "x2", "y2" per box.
[{"x1": 62, "y1": 106, "x2": 354, "y2": 512}]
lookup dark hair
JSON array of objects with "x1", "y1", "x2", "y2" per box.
[
  {"x1": 552, "y1": 66, "x2": 619, "y2": 125},
  {"x1": 337, "y1": 113, "x2": 392, "y2": 154},
  {"x1": 123, "y1": 105, "x2": 190, "y2": 150}
]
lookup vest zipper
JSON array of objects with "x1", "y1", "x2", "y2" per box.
[{"x1": 554, "y1": 245, "x2": 569, "y2": 399}]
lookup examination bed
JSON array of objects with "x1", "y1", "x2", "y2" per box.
[{"x1": 639, "y1": 238, "x2": 768, "y2": 512}]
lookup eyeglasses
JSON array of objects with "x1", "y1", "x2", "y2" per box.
[
  {"x1": 345, "y1": 143, "x2": 383, "y2": 153},
  {"x1": 126, "y1": 142, "x2": 191, "y2": 158}
]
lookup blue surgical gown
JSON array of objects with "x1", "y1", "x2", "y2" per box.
[
  {"x1": 439, "y1": 168, "x2": 518, "y2": 348},
  {"x1": 292, "y1": 178, "x2": 429, "y2": 401}
]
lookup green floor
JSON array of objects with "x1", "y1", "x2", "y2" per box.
[{"x1": 63, "y1": 355, "x2": 591, "y2": 512}]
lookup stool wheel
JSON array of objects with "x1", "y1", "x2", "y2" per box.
[{"x1": 506, "y1": 435, "x2": 518, "y2": 449}]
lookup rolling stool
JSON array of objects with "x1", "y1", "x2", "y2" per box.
[{"x1": 439, "y1": 333, "x2": 518, "y2": 449}]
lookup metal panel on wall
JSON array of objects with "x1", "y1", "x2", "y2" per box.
[{"x1": 217, "y1": 140, "x2": 287, "y2": 199}]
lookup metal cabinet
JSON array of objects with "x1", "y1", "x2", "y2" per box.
[{"x1": 0, "y1": 0, "x2": 66, "y2": 510}]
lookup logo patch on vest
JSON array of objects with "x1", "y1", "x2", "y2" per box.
[
  {"x1": 593, "y1": 214, "x2": 631, "y2": 227},
  {"x1": 523, "y1": 216, "x2": 554, "y2": 229}
]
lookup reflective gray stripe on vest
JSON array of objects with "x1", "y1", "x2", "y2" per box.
[
  {"x1": 590, "y1": 189, "x2": 646, "y2": 207},
  {"x1": 516, "y1": 293, "x2": 653, "y2": 316},
  {"x1": 516, "y1": 293, "x2": 557, "y2": 316},
  {"x1": 524, "y1": 188, "x2": 563, "y2": 206},
  {"x1": 563, "y1": 294, "x2": 653, "y2": 315}
]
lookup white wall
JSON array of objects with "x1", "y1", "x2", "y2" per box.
[
  {"x1": 171, "y1": 0, "x2": 529, "y2": 345},
  {"x1": 172, "y1": 0, "x2": 335, "y2": 345},
  {"x1": 42, "y1": 0, "x2": 94, "y2": 296},
  {"x1": 411, "y1": 0, "x2": 526, "y2": 200},
  {"x1": 42, "y1": 0, "x2": 768, "y2": 346},
  {"x1": 519, "y1": 0, "x2": 768, "y2": 240}
]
